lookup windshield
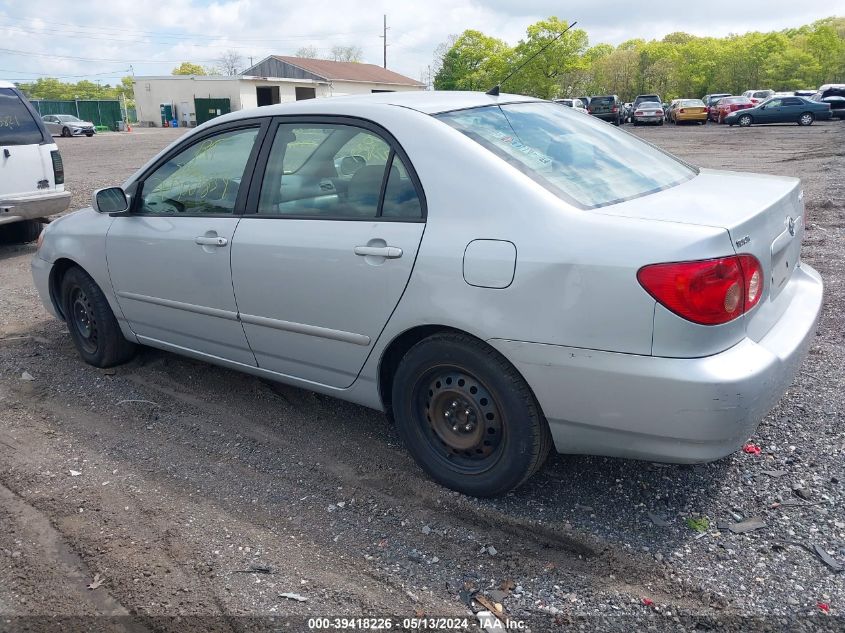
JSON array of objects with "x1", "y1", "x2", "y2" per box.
[
  {"x1": 680, "y1": 99, "x2": 704, "y2": 107},
  {"x1": 56, "y1": 115, "x2": 82, "y2": 122},
  {"x1": 0, "y1": 87, "x2": 44, "y2": 145},
  {"x1": 437, "y1": 102, "x2": 695, "y2": 209},
  {"x1": 638, "y1": 102, "x2": 661, "y2": 108}
]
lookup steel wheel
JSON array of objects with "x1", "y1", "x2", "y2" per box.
[
  {"x1": 69, "y1": 286, "x2": 99, "y2": 354},
  {"x1": 60, "y1": 266, "x2": 136, "y2": 368},
  {"x1": 419, "y1": 367, "x2": 505, "y2": 472},
  {"x1": 798, "y1": 113, "x2": 814, "y2": 126}
]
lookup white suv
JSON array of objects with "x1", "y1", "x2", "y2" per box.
[{"x1": 1, "y1": 80, "x2": 70, "y2": 242}]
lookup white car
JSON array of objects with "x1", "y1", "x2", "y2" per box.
[
  {"x1": 1, "y1": 81, "x2": 70, "y2": 242},
  {"x1": 42, "y1": 114, "x2": 96, "y2": 138},
  {"x1": 31, "y1": 91, "x2": 822, "y2": 496},
  {"x1": 554, "y1": 98, "x2": 587, "y2": 113}
]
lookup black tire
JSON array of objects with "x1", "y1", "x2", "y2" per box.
[
  {"x1": 60, "y1": 267, "x2": 136, "y2": 368},
  {"x1": 85, "y1": 132, "x2": 94, "y2": 137},
  {"x1": 798, "y1": 112, "x2": 814, "y2": 126},
  {"x1": 1, "y1": 219, "x2": 42, "y2": 244},
  {"x1": 391, "y1": 333, "x2": 552, "y2": 497},
  {"x1": 61, "y1": 127, "x2": 71, "y2": 137},
  {"x1": 738, "y1": 114, "x2": 752, "y2": 127}
]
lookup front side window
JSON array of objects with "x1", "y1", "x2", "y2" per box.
[
  {"x1": 257, "y1": 123, "x2": 422, "y2": 219},
  {"x1": 0, "y1": 88, "x2": 44, "y2": 145},
  {"x1": 139, "y1": 127, "x2": 258, "y2": 215},
  {"x1": 437, "y1": 102, "x2": 695, "y2": 209}
]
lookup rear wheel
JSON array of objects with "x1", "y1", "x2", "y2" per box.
[
  {"x1": 1, "y1": 219, "x2": 42, "y2": 244},
  {"x1": 798, "y1": 112, "x2": 814, "y2": 126},
  {"x1": 392, "y1": 333, "x2": 552, "y2": 497},
  {"x1": 60, "y1": 267, "x2": 136, "y2": 368},
  {"x1": 738, "y1": 114, "x2": 753, "y2": 127}
]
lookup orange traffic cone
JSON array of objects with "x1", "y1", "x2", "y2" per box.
[{"x1": 126, "y1": 121, "x2": 132, "y2": 132}]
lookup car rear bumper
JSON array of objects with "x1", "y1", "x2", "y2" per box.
[
  {"x1": 676, "y1": 113, "x2": 707, "y2": 121},
  {"x1": 633, "y1": 115, "x2": 663, "y2": 123},
  {"x1": 591, "y1": 112, "x2": 618, "y2": 121},
  {"x1": 490, "y1": 263, "x2": 823, "y2": 463},
  {"x1": 0, "y1": 190, "x2": 71, "y2": 225}
]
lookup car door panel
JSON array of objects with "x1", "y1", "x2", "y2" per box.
[
  {"x1": 230, "y1": 117, "x2": 427, "y2": 388},
  {"x1": 106, "y1": 123, "x2": 266, "y2": 365},
  {"x1": 231, "y1": 220, "x2": 424, "y2": 387},
  {"x1": 106, "y1": 216, "x2": 256, "y2": 363}
]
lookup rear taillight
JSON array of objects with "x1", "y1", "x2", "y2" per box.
[
  {"x1": 50, "y1": 150, "x2": 64, "y2": 185},
  {"x1": 637, "y1": 255, "x2": 763, "y2": 325},
  {"x1": 679, "y1": 108, "x2": 685, "y2": 113},
  {"x1": 612, "y1": 106, "x2": 618, "y2": 112}
]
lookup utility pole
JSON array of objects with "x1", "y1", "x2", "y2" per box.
[{"x1": 380, "y1": 14, "x2": 389, "y2": 68}]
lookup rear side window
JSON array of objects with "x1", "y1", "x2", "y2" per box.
[
  {"x1": 438, "y1": 102, "x2": 694, "y2": 209},
  {"x1": 0, "y1": 88, "x2": 43, "y2": 145}
]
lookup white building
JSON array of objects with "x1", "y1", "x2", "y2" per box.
[{"x1": 134, "y1": 56, "x2": 425, "y2": 127}]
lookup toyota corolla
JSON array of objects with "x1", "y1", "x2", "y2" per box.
[{"x1": 31, "y1": 92, "x2": 823, "y2": 497}]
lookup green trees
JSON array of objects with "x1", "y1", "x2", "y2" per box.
[
  {"x1": 171, "y1": 62, "x2": 207, "y2": 76},
  {"x1": 434, "y1": 16, "x2": 845, "y2": 100}
]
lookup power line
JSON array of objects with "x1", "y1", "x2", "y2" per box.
[
  {"x1": 0, "y1": 67, "x2": 129, "y2": 79},
  {"x1": 0, "y1": 46, "x2": 218, "y2": 64},
  {"x1": 0, "y1": 16, "x2": 373, "y2": 44}
]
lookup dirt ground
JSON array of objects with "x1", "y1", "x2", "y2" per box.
[{"x1": 0, "y1": 120, "x2": 843, "y2": 632}]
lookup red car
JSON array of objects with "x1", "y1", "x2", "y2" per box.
[{"x1": 710, "y1": 96, "x2": 754, "y2": 123}]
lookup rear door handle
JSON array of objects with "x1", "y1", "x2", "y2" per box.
[
  {"x1": 354, "y1": 245, "x2": 403, "y2": 259},
  {"x1": 195, "y1": 236, "x2": 228, "y2": 247}
]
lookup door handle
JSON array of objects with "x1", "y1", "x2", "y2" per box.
[
  {"x1": 195, "y1": 236, "x2": 228, "y2": 247},
  {"x1": 353, "y1": 245, "x2": 403, "y2": 259}
]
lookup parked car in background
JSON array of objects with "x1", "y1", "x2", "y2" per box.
[
  {"x1": 702, "y1": 93, "x2": 732, "y2": 116},
  {"x1": 633, "y1": 94, "x2": 661, "y2": 113},
  {"x1": 554, "y1": 98, "x2": 587, "y2": 113},
  {"x1": 42, "y1": 114, "x2": 96, "y2": 138},
  {"x1": 811, "y1": 84, "x2": 845, "y2": 119},
  {"x1": 577, "y1": 96, "x2": 591, "y2": 110},
  {"x1": 793, "y1": 90, "x2": 817, "y2": 98},
  {"x1": 0, "y1": 80, "x2": 70, "y2": 243},
  {"x1": 623, "y1": 102, "x2": 633, "y2": 122},
  {"x1": 632, "y1": 100, "x2": 665, "y2": 125},
  {"x1": 742, "y1": 89, "x2": 775, "y2": 105},
  {"x1": 31, "y1": 91, "x2": 823, "y2": 496},
  {"x1": 725, "y1": 95, "x2": 832, "y2": 127},
  {"x1": 711, "y1": 96, "x2": 754, "y2": 123},
  {"x1": 588, "y1": 95, "x2": 623, "y2": 125},
  {"x1": 669, "y1": 99, "x2": 708, "y2": 124}
]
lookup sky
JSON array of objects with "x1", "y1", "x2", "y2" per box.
[{"x1": 0, "y1": 0, "x2": 842, "y2": 86}]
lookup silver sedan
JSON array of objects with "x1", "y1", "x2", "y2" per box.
[
  {"x1": 31, "y1": 91, "x2": 823, "y2": 496},
  {"x1": 42, "y1": 114, "x2": 95, "y2": 137}
]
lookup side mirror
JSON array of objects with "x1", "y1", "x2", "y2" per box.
[{"x1": 92, "y1": 187, "x2": 129, "y2": 214}]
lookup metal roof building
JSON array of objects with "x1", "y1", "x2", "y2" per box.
[{"x1": 134, "y1": 56, "x2": 424, "y2": 127}]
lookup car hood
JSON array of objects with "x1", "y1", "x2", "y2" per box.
[{"x1": 68, "y1": 120, "x2": 95, "y2": 127}]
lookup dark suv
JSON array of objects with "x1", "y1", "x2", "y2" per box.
[
  {"x1": 633, "y1": 94, "x2": 662, "y2": 112},
  {"x1": 588, "y1": 95, "x2": 623, "y2": 125}
]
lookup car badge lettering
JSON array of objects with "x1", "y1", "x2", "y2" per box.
[
  {"x1": 788, "y1": 217, "x2": 796, "y2": 237},
  {"x1": 735, "y1": 235, "x2": 751, "y2": 248}
]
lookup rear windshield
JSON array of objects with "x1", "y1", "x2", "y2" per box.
[
  {"x1": 591, "y1": 96, "x2": 614, "y2": 104},
  {"x1": 437, "y1": 102, "x2": 695, "y2": 209},
  {"x1": 680, "y1": 99, "x2": 705, "y2": 107},
  {"x1": 0, "y1": 88, "x2": 44, "y2": 146}
]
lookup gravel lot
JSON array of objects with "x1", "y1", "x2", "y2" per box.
[{"x1": 0, "y1": 120, "x2": 843, "y2": 631}]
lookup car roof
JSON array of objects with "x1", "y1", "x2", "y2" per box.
[
  {"x1": 224, "y1": 91, "x2": 542, "y2": 120},
  {"x1": 0, "y1": 79, "x2": 18, "y2": 89}
]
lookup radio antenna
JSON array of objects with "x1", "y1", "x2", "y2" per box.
[{"x1": 486, "y1": 20, "x2": 578, "y2": 96}]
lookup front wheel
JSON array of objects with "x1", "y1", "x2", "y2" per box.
[
  {"x1": 61, "y1": 267, "x2": 137, "y2": 368},
  {"x1": 85, "y1": 132, "x2": 94, "y2": 137},
  {"x1": 392, "y1": 334, "x2": 552, "y2": 497},
  {"x1": 738, "y1": 114, "x2": 753, "y2": 127},
  {"x1": 61, "y1": 127, "x2": 71, "y2": 137},
  {"x1": 798, "y1": 113, "x2": 814, "y2": 126}
]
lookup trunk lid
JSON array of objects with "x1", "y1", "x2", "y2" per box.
[{"x1": 593, "y1": 169, "x2": 805, "y2": 339}]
